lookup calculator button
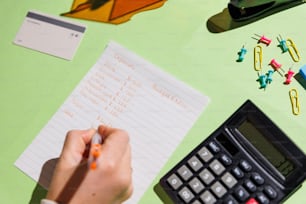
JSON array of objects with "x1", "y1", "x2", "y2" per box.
[
  {"x1": 189, "y1": 177, "x2": 205, "y2": 194},
  {"x1": 198, "y1": 146, "x2": 213, "y2": 162},
  {"x1": 167, "y1": 174, "x2": 183, "y2": 190},
  {"x1": 234, "y1": 185, "x2": 250, "y2": 202},
  {"x1": 199, "y1": 168, "x2": 215, "y2": 185},
  {"x1": 251, "y1": 172, "x2": 265, "y2": 185},
  {"x1": 179, "y1": 187, "x2": 195, "y2": 203},
  {"x1": 220, "y1": 154, "x2": 232, "y2": 166},
  {"x1": 221, "y1": 172, "x2": 237, "y2": 189},
  {"x1": 232, "y1": 166, "x2": 244, "y2": 179},
  {"x1": 246, "y1": 198, "x2": 259, "y2": 204},
  {"x1": 263, "y1": 185, "x2": 277, "y2": 199},
  {"x1": 256, "y1": 192, "x2": 269, "y2": 204},
  {"x1": 178, "y1": 165, "x2": 193, "y2": 181},
  {"x1": 209, "y1": 159, "x2": 225, "y2": 175},
  {"x1": 224, "y1": 195, "x2": 239, "y2": 204},
  {"x1": 200, "y1": 190, "x2": 217, "y2": 204},
  {"x1": 188, "y1": 156, "x2": 203, "y2": 172},
  {"x1": 191, "y1": 200, "x2": 201, "y2": 204},
  {"x1": 244, "y1": 179, "x2": 257, "y2": 193},
  {"x1": 240, "y1": 160, "x2": 252, "y2": 172},
  {"x1": 211, "y1": 181, "x2": 227, "y2": 198},
  {"x1": 208, "y1": 141, "x2": 221, "y2": 153}
]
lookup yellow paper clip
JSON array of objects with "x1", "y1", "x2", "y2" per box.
[
  {"x1": 254, "y1": 45, "x2": 263, "y2": 71},
  {"x1": 287, "y1": 38, "x2": 301, "y2": 62},
  {"x1": 289, "y1": 88, "x2": 300, "y2": 115}
]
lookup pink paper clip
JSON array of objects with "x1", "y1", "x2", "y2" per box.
[
  {"x1": 253, "y1": 34, "x2": 272, "y2": 46},
  {"x1": 285, "y1": 69, "x2": 295, "y2": 84},
  {"x1": 270, "y1": 59, "x2": 285, "y2": 76}
]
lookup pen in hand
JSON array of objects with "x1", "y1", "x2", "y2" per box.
[{"x1": 88, "y1": 132, "x2": 103, "y2": 170}]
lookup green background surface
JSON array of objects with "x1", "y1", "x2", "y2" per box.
[{"x1": 1, "y1": 0, "x2": 306, "y2": 203}]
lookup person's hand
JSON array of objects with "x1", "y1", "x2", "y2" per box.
[{"x1": 45, "y1": 125, "x2": 133, "y2": 204}]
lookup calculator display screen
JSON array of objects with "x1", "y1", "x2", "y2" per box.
[{"x1": 237, "y1": 120, "x2": 295, "y2": 178}]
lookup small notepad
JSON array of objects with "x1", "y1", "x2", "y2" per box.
[{"x1": 15, "y1": 41, "x2": 209, "y2": 203}]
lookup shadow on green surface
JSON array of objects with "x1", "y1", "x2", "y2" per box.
[
  {"x1": 154, "y1": 183, "x2": 174, "y2": 204},
  {"x1": 295, "y1": 73, "x2": 306, "y2": 90},
  {"x1": 28, "y1": 158, "x2": 58, "y2": 204}
]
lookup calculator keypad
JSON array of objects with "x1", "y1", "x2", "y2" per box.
[{"x1": 163, "y1": 139, "x2": 280, "y2": 204}]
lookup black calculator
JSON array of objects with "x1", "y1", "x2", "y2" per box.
[{"x1": 156, "y1": 100, "x2": 306, "y2": 204}]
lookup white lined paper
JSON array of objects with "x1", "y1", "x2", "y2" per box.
[{"x1": 15, "y1": 41, "x2": 209, "y2": 203}]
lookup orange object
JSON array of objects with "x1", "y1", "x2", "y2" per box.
[
  {"x1": 62, "y1": 0, "x2": 167, "y2": 24},
  {"x1": 90, "y1": 161, "x2": 98, "y2": 170},
  {"x1": 88, "y1": 133, "x2": 103, "y2": 170},
  {"x1": 92, "y1": 143, "x2": 102, "y2": 158}
]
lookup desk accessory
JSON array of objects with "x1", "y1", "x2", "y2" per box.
[
  {"x1": 157, "y1": 100, "x2": 306, "y2": 203},
  {"x1": 228, "y1": 0, "x2": 305, "y2": 22}
]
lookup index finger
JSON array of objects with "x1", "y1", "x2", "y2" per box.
[
  {"x1": 98, "y1": 125, "x2": 129, "y2": 143},
  {"x1": 60, "y1": 128, "x2": 96, "y2": 166},
  {"x1": 97, "y1": 125, "x2": 130, "y2": 161}
]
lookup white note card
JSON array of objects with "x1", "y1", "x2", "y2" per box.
[
  {"x1": 13, "y1": 10, "x2": 86, "y2": 60},
  {"x1": 15, "y1": 41, "x2": 209, "y2": 203}
]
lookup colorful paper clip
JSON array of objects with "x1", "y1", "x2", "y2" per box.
[
  {"x1": 289, "y1": 88, "x2": 300, "y2": 115},
  {"x1": 254, "y1": 45, "x2": 263, "y2": 71},
  {"x1": 287, "y1": 38, "x2": 300, "y2": 62},
  {"x1": 277, "y1": 35, "x2": 288, "y2": 53}
]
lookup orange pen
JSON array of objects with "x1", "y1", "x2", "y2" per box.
[{"x1": 88, "y1": 133, "x2": 102, "y2": 170}]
